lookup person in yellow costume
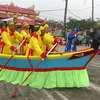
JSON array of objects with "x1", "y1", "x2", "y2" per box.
[
  {"x1": 43, "y1": 24, "x2": 55, "y2": 52},
  {"x1": 2, "y1": 21, "x2": 23, "y2": 55},
  {"x1": 25, "y1": 26, "x2": 58, "y2": 58},
  {"x1": 44, "y1": 24, "x2": 53, "y2": 36},
  {"x1": 0, "y1": 22, "x2": 6, "y2": 53},
  {"x1": 20, "y1": 22, "x2": 31, "y2": 55}
]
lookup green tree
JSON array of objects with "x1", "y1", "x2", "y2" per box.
[{"x1": 67, "y1": 17, "x2": 96, "y2": 30}]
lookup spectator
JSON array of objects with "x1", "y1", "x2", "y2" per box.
[
  {"x1": 85, "y1": 31, "x2": 90, "y2": 47},
  {"x1": 65, "y1": 28, "x2": 79, "y2": 52},
  {"x1": 89, "y1": 28, "x2": 100, "y2": 50},
  {"x1": 77, "y1": 32, "x2": 84, "y2": 45}
]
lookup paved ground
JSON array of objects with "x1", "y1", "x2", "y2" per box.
[{"x1": 0, "y1": 45, "x2": 100, "y2": 100}]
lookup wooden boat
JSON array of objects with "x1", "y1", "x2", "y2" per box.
[
  {"x1": 0, "y1": 48, "x2": 97, "y2": 88},
  {"x1": 0, "y1": 48, "x2": 97, "y2": 71}
]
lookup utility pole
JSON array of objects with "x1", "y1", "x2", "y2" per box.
[
  {"x1": 64, "y1": 0, "x2": 68, "y2": 28},
  {"x1": 91, "y1": 0, "x2": 94, "y2": 30},
  {"x1": 92, "y1": 0, "x2": 94, "y2": 22}
]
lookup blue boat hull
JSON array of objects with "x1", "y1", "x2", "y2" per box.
[{"x1": 0, "y1": 48, "x2": 97, "y2": 72}]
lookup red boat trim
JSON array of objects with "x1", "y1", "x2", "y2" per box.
[
  {"x1": 69, "y1": 49, "x2": 96, "y2": 60},
  {"x1": 0, "y1": 65, "x2": 86, "y2": 72},
  {"x1": 85, "y1": 49, "x2": 98, "y2": 66}
]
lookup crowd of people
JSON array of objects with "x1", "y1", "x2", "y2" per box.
[
  {"x1": 0, "y1": 21, "x2": 100, "y2": 57},
  {"x1": 0, "y1": 21, "x2": 61, "y2": 58}
]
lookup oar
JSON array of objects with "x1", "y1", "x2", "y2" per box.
[
  {"x1": 0, "y1": 39, "x2": 26, "y2": 71},
  {"x1": 11, "y1": 43, "x2": 58, "y2": 97}
]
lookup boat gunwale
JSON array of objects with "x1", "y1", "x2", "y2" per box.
[{"x1": 0, "y1": 48, "x2": 94, "y2": 60}]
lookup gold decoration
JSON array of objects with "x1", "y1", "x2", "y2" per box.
[
  {"x1": 13, "y1": 13, "x2": 20, "y2": 18},
  {"x1": 35, "y1": 17, "x2": 38, "y2": 20},
  {"x1": 16, "y1": 13, "x2": 19, "y2": 16},
  {"x1": 29, "y1": 15, "x2": 34, "y2": 17},
  {"x1": 28, "y1": 5, "x2": 35, "y2": 10},
  {"x1": 18, "y1": 13, "x2": 22, "y2": 16},
  {"x1": 13, "y1": 15, "x2": 18, "y2": 19},
  {"x1": 36, "y1": 11, "x2": 40, "y2": 16},
  {"x1": 8, "y1": 12, "x2": 14, "y2": 15},
  {"x1": 10, "y1": 2, "x2": 15, "y2": 6},
  {"x1": 23, "y1": 14, "x2": 28, "y2": 17},
  {"x1": 0, "y1": 11, "x2": 6, "y2": 14}
]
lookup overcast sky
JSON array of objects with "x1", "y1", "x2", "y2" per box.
[{"x1": 0, "y1": 0, "x2": 100, "y2": 21}]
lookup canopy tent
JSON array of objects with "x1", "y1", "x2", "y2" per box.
[
  {"x1": 0, "y1": 16, "x2": 35, "y2": 25},
  {"x1": 17, "y1": 16, "x2": 35, "y2": 25},
  {"x1": 0, "y1": 18, "x2": 13, "y2": 22}
]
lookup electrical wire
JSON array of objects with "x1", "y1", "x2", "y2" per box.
[
  {"x1": 41, "y1": 12, "x2": 64, "y2": 18},
  {"x1": 67, "y1": 10, "x2": 82, "y2": 19},
  {"x1": 69, "y1": 4, "x2": 100, "y2": 11},
  {"x1": 36, "y1": 3, "x2": 100, "y2": 12},
  {"x1": 36, "y1": 9, "x2": 64, "y2": 12},
  {"x1": 40, "y1": 14, "x2": 63, "y2": 21},
  {"x1": 41, "y1": 10, "x2": 82, "y2": 20}
]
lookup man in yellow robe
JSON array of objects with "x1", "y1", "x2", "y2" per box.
[
  {"x1": 20, "y1": 22, "x2": 31, "y2": 55},
  {"x1": 0, "y1": 22, "x2": 6, "y2": 53},
  {"x1": 25, "y1": 26, "x2": 58, "y2": 58},
  {"x1": 2, "y1": 21, "x2": 23, "y2": 55},
  {"x1": 43, "y1": 24, "x2": 58, "y2": 52}
]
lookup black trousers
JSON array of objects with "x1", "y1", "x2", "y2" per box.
[{"x1": 91, "y1": 39, "x2": 100, "y2": 49}]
